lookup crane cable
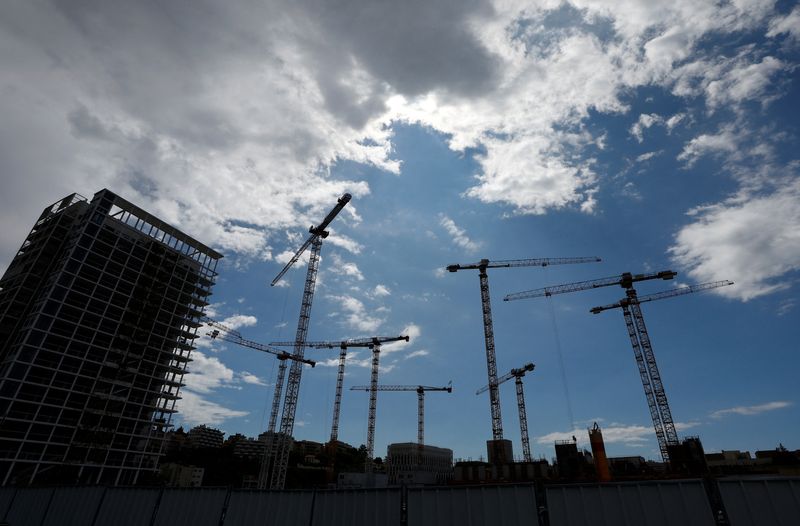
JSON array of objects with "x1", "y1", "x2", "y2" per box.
[{"x1": 546, "y1": 294, "x2": 577, "y2": 436}]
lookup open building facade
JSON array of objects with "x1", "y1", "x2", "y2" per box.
[{"x1": 0, "y1": 190, "x2": 221, "y2": 486}]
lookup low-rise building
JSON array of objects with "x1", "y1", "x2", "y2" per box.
[
  {"x1": 187, "y1": 425, "x2": 224, "y2": 449},
  {"x1": 386, "y1": 443, "x2": 453, "y2": 486}
]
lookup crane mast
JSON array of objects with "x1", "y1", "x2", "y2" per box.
[
  {"x1": 270, "y1": 335, "x2": 408, "y2": 446},
  {"x1": 203, "y1": 320, "x2": 314, "y2": 489},
  {"x1": 447, "y1": 257, "x2": 600, "y2": 447},
  {"x1": 268, "y1": 193, "x2": 351, "y2": 490},
  {"x1": 590, "y1": 280, "x2": 734, "y2": 462},
  {"x1": 477, "y1": 363, "x2": 535, "y2": 462},
  {"x1": 351, "y1": 383, "x2": 452, "y2": 448},
  {"x1": 366, "y1": 341, "x2": 380, "y2": 473}
]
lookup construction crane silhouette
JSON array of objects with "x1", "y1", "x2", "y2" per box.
[
  {"x1": 268, "y1": 193, "x2": 351, "y2": 489},
  {"x1": 505, "y1": 271, "x2": 732, "y2": 462},
  {"x1": 350, "y1": 382, "x2": 452, "y2": 452},
  {"x1": 446, "y1": 257, "x2": 600, "y2": 451},
  {"x1": 269, "y1": 336, "x2": 409, "y2": 446},
  {"x1": 476, "y1": 363, "x2": 535, "y2": 462},
  {"x1": 203, "y1": 319, "x2": 315, "y2": 488}
]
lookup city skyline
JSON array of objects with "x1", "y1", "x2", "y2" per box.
[{"x1": 1, "y1": 0, "x2": 798, "y2": 463}]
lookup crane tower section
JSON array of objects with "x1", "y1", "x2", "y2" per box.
[
  {"x1": 268, "y1": 193, "x2": 351, "y2": 490},
  {"x1": 446, "y1": 257, "x2": 600, "y2": 447}
]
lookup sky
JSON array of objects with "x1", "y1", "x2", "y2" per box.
[{"x1": 1, "y1": 0, "x2": 799, "y2": 463}]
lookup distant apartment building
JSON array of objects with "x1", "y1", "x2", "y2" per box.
[
  {"x1": 386, "y1": 442, "x2": 453, "y2": 486},
  {"x1": 187, "y1": 425, "x2": 224, "y2": 449},
  {"x1": 0, "y1": 190, "x2": 221, "y2": 485}
]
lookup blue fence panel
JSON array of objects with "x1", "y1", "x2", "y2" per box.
[
  {"x1": 312, "y1": 488, "x2": 401, "y2": 526},
  {"x1": 0, "y1": 487, "x2": 17, "y2": 520},
  {"x1": 546, "y1": 480, "x2": 715, "y2": 526},
  {"x1": 93, "y1": 487, "x2": 161, "y2": 526},
  {"x1": 152, "y1": 487, "x2": 228, "y2": 526},
  {"x1": 222, "y1": 490, "x2": 314, "y2": 526},
  {"x1": 719, "y1": 478, "x2": 800, "y2": 526},
  {"x1": 3, "y1": 487, "x2": 54, "y2": 526},
  {"x1": 42, "y1": 486, "x2": 107, "y2": 526},
  {"x1": 408, "y1": 485, "x2": 538, "y2": 526}
]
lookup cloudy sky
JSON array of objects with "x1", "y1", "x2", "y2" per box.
[{"x1": 2, "y1": 0, "x2": 798, "y2": 462}]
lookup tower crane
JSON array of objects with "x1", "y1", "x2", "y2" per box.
[
  {"x1": 350, "y1": 382, "x2": 452, "y2": 452},
  {"x1": 268, "y1": 193, "x2": 351, "y2": 490},
  {"x1": 446, "y1": 257, "x2": 600, "y2": 453},
  {"x1": 504, "y1": 271, "x2": 732, "y2": 462},
  {"x1": 203, "y1": 319, "x2": 315, "y2": 489},
  {"x1": 269, "y1": 335, "x2": 409, "y2": 446},
  {"x1": 476, "y1": 363, "x2": 535, "y2": 462}
]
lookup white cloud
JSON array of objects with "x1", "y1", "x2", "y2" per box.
[
  {"x1": 0, "y1": 0, "x2": 793, "y2": 275},
  {"x1": 705, "y1": 56, "x2": 785, "y2": 109},
  {"x1": 767, "y1": 6, "x2": 800, "y2": 41},
  {"x1": 329, "y1": 253, "x2": 365, "y2": 281},
  {"x1": 537, "y1": 424, "x2": 650, "y2": 446},
  {"x1": 175, "y1": 391, "x2": 248, "y2": 427},
  {"x1": 405, "y1": 349, "x2": 430, "y2": 359},
  {"x1": 184, "y1": 351, "x2": 237, "y2": 393},
  {"x1": 326, "y1": 232, "x2": 364, "y2": 254},
  {"x1": 630, "y1": 114, "x2": 663, "y2": 143},
  {"x1": 439, "y1": 215, "x2": 481, "y2": 253},
  {"x1": 669, "y1": 179, "x2": 800, "y2": 301},
  {"x1": 777, "y1": 299, "x2": 796, "y2": 316},
  {"x1": 710, "y1": 401, "x2": 792, "y2": 419},
  {"x1": 677, "y1": 127, "x2": 740, "y2": 167},
  {"x1": 221, "y1": 314, "x2": 258, "y2": 330},
  {"x1": 635, "y1": 151, "x2": 662, "y2": 163},
  {"x1": 372, "y1": 284, "x2": 391, "y2": 297},
  {"x1": 239, "y1": 371, "x2": 268, "y2": 386},
  {"x1": 665, "y1": 113, "x2": 686, "y2": 131},
  {"x1": 327, "y1": 294, "x2": 384, "y2": 332}
]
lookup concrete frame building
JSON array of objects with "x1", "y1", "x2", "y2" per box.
[{"x1": 0, "y1": 190, "x2": 221, "y2": 486}]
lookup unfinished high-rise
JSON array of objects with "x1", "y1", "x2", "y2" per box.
[{"x1": 0, "y1": 190, "x2": 221, "y2": 485}]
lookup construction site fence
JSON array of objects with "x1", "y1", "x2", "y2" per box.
[{"x1": 0, "y1": 477, "x2": 797, "y2": 526}]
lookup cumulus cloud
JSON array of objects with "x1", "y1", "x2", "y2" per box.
[
  {"x1": 669, "y1": 179, "x2": 800, "y2": 301},
  {"x1": 327, "y1": 294, "x2": 384, "y2": 332},
  {"x1": 329, "y1": 253, "x2": 365, "y2": 281},
  {"x1": 239, "y1": 371, "x2": 268, "y2": 386},
  {"x1": 710, "y1": 401, "x2": 792, "y2": 419},
  {"x1": 537, "y1": 421, "x2": 698, "y2": 447},
  {"x1": 677, "y1": 127, "x2": 740, "y2": 167},
  {"x1": 184, "y1": 351, "x2": 237, "y2": 393},
  {"x1": 630, "y1": 114, "x2": 663, "y2": 143},
  {"x1": 0, "y1": 0, "x2": 795, "y2": 282},
  {"x1": 439, "y1": 215, "x2": 481, "y2": 253},
  {"x1": 175, "y1": 391, "x2": 248, "y2": 427},
  {"x1": 372, "y1": 284, "x2": 391, "y2": 297},
  {"x1": 220, "y1": 315, "x2": 258, "y2": 331},
  {"x1": 767, "y1": 6, "x2": 800, "y2": 41}
]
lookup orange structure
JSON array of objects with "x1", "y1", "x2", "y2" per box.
[{"x1": 589, "y1": 422, "x2": 612, "y2": 482}]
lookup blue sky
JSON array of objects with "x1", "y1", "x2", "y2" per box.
[{"x1": 1, "y1": 0, "x2": 798, "y2": 462}]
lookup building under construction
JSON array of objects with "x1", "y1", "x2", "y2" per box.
[{"x1": 0, "y1": 190, "x2": 221, "y2": 486}]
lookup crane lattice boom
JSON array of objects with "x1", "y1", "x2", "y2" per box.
[
  {"x1": 475, "y1": 363, "x2": 535, "y2": 395},
  {"x1": 447, "y1": 256, "x2": 600, "y2": 272},
  {"x1": 270, "y1": 193, "x2": 351, "y2": 287},
  {"x1": 591, "y1": 280, "x2": 734, "y2": 313},
  {"x1": 504, "y1": 270, "x2": 677, "y2": 301},
  {"x1": 206, "y1": 323, "x2": 316, "y2": 366}
]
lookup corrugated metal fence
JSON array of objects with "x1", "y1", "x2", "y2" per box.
[{"x1": 0, "y1": 478, "x2": 797, "y2": 525}]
